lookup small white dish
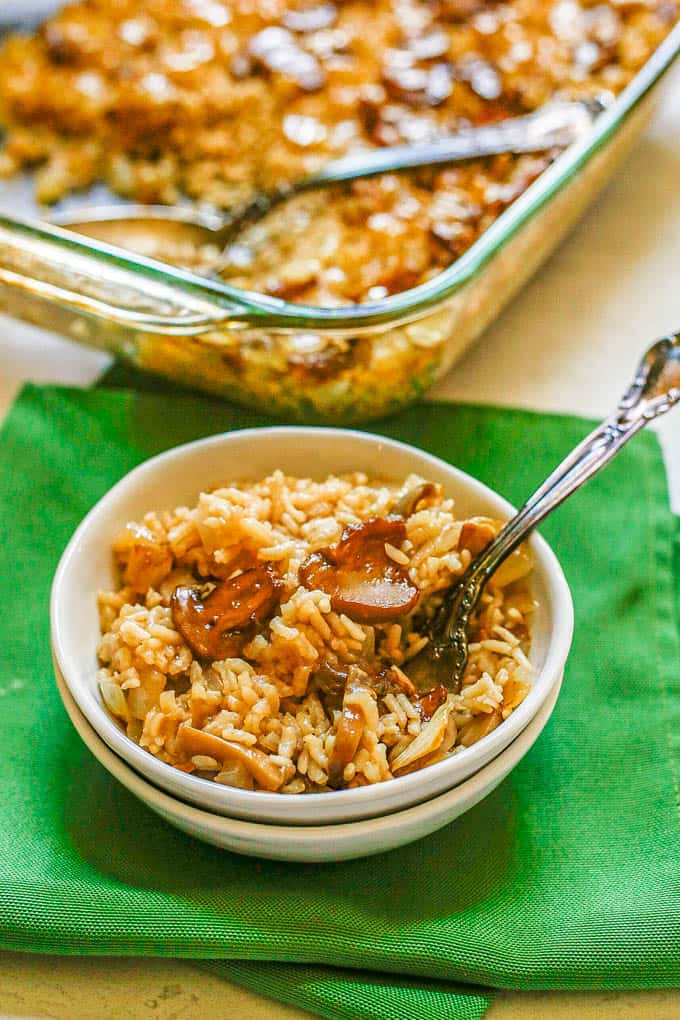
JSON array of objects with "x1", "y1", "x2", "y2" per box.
[
  {"x1": 55, "y1": 661, "x2": 562, "y2": 862},
  {"x1": 51, "y1": 427, "x2": 573, "y2": 825}
]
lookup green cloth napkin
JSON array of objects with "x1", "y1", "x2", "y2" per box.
[{"x1": 0, "y1": 382, "x2": 678, "y2": 1020}]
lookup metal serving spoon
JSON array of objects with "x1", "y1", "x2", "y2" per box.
[
  {"x1": 408, "y1": 332, "x2": 680, "y2": 693},
  {"x1": 52, "y1": 99, "x2": 603, "y2": 269}
]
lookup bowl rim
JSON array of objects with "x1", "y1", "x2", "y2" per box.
[
  {"x1": 55, "y1": 657, "x2": 563, "y2": 841},
  {"x1": 51, "y1": 425, "x2": 574, "y2": 820}
]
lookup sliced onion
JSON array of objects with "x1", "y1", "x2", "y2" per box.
[
  {"x1": 100, "y1": 680, "x2": 128, "y2": 722},
  {"x1": 458, "y1": 708, "x2": 502, "y2": 747},
  {"x1": 390, "y1": 701, "x2": 452, "y2": 773},
  {"x1": 113, "y1": 522, "x2": 173, "y2": 592},
  {"x1": 178, "y1": 725, "x2": 286, "y2": 791},
  {"x1": 491, "y1": 546, "x2": 532, "y2": 588}
]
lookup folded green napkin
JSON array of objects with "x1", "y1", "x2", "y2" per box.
[{"x1": 0, "y1": 382, "x2": 678, "y2": 1020}]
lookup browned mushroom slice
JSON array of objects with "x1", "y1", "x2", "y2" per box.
[
  {"x1": 392, "y1": 480, "x2": 440, "y2": 517},
  {"x1": 328, "y1": 705, "x2": 364, "y2": 787},
  {"x1": 205, "y1": 547, "x2": 259, "y2": 581},
  {"x1": 172, "y1": 563, "x2": 282, "y2": 659},
  {"x1": 457, "y1": 517, "x2": 533, "y2": 586},
  {"x1": 327, "y1": 670, "x2": 378, "y2": 787},
  {"x1": 458, "y1": 516, "x2": 501, "y2": 555},
  {"x1": 299, "y1": 517, "x2": 419, "y2": 624},
  {"x1": 366, "y1": 665, "x2": 416, "y2": 701},
  {"x1": 312, "y1": 662, "x2": 350, "y2": 713},
  {"x1": 178, "y1": 725, "x2": 286, "y2": 791}
]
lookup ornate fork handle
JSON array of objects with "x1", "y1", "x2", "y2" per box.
[{"x1": 433, "y1": 332, "x2": 680, "y2": 674}]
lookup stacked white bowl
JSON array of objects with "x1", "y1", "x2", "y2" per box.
[{"x1": 51, "y1": 428, "x2": 573, "y2": 862}]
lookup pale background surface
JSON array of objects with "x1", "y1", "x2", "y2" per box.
[{"x1": 0, "y1": 67, "x2": 678, "y2": 1020}]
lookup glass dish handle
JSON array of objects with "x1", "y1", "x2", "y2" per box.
[{"x1": 0, "y1": 215, "x2": 259, "y2": 335}]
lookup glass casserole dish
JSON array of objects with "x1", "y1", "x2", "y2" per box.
[{"x1": 0, "y1": 4, "x2": 678, "y2": 423}]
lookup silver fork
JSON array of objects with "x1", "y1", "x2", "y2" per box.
[{"x1": 407, "y1": 332, "x2": 680, "y2": 692}]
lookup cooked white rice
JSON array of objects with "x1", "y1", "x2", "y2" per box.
[{"x1": 97, "y1": 470, "x2": 535, "y2": 793}]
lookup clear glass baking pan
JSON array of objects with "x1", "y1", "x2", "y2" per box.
[{"x1": 0, "y1": 13, "x2": 678, "y2": 423}]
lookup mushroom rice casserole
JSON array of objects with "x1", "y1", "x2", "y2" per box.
[
  {"x1": 0, "y1": 0, "x2": 676, "y2": 305},
  {"x1": 97, "y1": 472, "x2": 535, "y2": 793}
]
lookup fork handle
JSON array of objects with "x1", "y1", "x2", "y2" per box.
[{"x1": 438, "y1": 331, "x2": 680, "y2": 647}]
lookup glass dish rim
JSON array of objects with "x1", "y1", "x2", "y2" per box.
[{"x1": 1, "y1": 19, "x2": 679, "y2": 332}]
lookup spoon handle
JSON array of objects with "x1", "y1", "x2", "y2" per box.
[
  {"x1": 303, "y1": 101, "x2": 601, "y2": 190},
  {"x1": 438, "y1": 332, "x2": 680, "y2": 644}
]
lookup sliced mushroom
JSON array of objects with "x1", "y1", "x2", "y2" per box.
[
  {"x1": 328, "y1": 705, "x2": 364, "y2": 787},
  {"x1": 369, "y1": 665, "x2": 417, "y2": 700},
  {"x1": 439, "y1": 711, "x2": 458, "y2": 755},
  {"x1": 312, "y1": 661, "x2": 349, "y2": 714},
  {"x1": 177, "y1": 725, "x2": 286, "y2": 791},
  {"x1": 113, "y1": 522, "x2": 173, "y2": 592},
  {"x1": 327, "y1": 669, "x2": 378, "y2": 787},
  {"x1": 171, "y1": 562, "x2": 282, "y2": 659},
  {"x1": 205, "y1": 547, "x2": 258, "y2": 581},
  {"x1": 458, "y1": 516, "x2": 501, "y2": 555},
  {"x1": 299, "y1": 517, "x2": 420, "y2": 624},
  {"x1": 390, "y1": 700, "x2": 453, "y2": 773},
  {"x1": 457, "y1": 518, "x2": 532, "y2": 587},
  {"x1": 500, "y1": 677, "x2": 530, "y2": 718},
  {"x1": 392, "y1": 480, "x2": 440, "y2": 517}
]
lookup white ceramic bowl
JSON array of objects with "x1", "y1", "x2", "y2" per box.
[
  {"x1": 51, "y1": 427, "x2": 573, "y2": 825},
  {"x1": 55, "y1": 660, "x2": 562, "y2": 862}
]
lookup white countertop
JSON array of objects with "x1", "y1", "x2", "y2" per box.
[{"x1": 0, "y1": 67, "x2": 678, "y2": 1020}]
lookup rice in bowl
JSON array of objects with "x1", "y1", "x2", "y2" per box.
[{"x1": 97, "y1": 470, "x2": 535, "y2": 793}]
